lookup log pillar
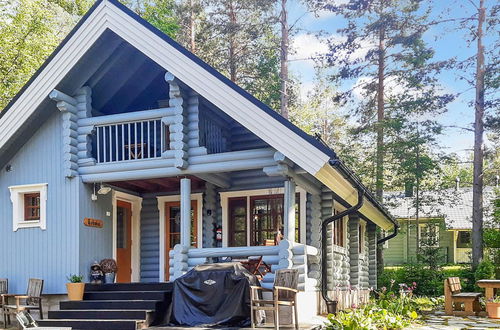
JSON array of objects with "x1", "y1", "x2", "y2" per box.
[
  {"x1": 367, "y1": 222, "x2": 377, "y2": 288},
  {"x1": 349, "y1": 214, "x2": 361, "y2": 289},
  {"x1": 180, "y1": 178, "x2": 191, "y2": 246},
  {"x1": 283, "y1": 180, "x2": 296, "y2": 242}
]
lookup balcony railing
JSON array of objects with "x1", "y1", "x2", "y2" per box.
[{"x1": 94, "y1": 118, "x2": 165, "y2": 163}]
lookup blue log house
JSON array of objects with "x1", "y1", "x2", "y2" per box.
[{"x1": 0, "y1": 0, "x2": 398, "y2": 323}]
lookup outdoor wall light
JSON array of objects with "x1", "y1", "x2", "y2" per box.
[{"x1": 98, "y1": 183, "x2": 111, "y2": 195}]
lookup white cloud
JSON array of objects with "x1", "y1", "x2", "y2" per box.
[{"x1": 290, "y1": 34, "x2": 329, "y2": 62}]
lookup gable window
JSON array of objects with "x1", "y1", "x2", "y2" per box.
[
  {"x1": 24, "y1": 193, "x2": 41, "y2": 220},
  {"x1": 9, "y1": 183, "x2": 47, "y2": 231}
]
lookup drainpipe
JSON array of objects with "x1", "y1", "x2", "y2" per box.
[
  {"x1": 322, "y1": 158, "x2": 399, "y2": 313},
  {"x1": 321, "y1": 189, "x2": 364, "y2": 313},
  {"x1": 377, "y1": 225, "x2": 398, "y2": 245}
]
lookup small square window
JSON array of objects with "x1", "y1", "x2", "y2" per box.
[
  {"x1": 9, "y1": 183, "x2": 47, "y2": 231},
  {"x1": 24, "y1": 193, "x2": 41, "y2": 221}
]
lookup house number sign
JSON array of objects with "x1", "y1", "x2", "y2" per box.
[{"x1": 84, "y1": 218, "x2": 103, "y2": 228}]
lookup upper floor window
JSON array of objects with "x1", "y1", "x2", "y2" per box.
[{"x1": 9, "y1": 183, "x2": 47, "y2": 231}]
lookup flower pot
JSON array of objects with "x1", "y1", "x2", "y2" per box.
[
  {"x1": 66, "y1": 283, "x2": 85, "y2": 301},
  {"x1": 486, "y1": 302, "x2": 500, "y2": 319},
  {"x1": 104, "y1": 272, "x2": 115, "y2": 284}
]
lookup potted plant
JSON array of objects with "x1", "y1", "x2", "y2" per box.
[
  {"x1": 486, "y1": 296, "x2": 500, "y2": 319},
  {"x1": 100, "y1": 258, "x2": 117, "y2": 283},
  {"x1": 66, "y1": 274, "x2": 85, "y2": 301}
]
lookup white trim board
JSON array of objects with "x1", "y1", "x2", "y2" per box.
[
  {"x1": 112, "y1": 190, "x2": 142, "y2": 282},
  {"x1": 9, "y1": 183, "x2": 48, "y2": 231},
  {"x1": 157, "y1": 193, "x2": 203, "y2": 282},
  {"x1": 219, "y1": 187, "x2": 307, "y2": 248},
  {"x1": 0, "y1": 0, "x2": 329, "y2": 176}
]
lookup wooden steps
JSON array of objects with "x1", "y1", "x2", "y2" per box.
[{"x1": 38, "y1": 283, "x2": 173, "y2": 330}]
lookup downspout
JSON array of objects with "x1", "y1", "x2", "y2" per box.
[
  {"x1": 377, "y1": 225, "x2": 398, "y2": 245},
  {"x1": 321, "y1": 158, "x2": 399, "y2": 313},
  {"x1": 321, "y1": 189, "x2": 364, "y2": 311}
]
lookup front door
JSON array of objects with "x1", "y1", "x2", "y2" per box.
[
  {"x1": 116, "y1": 200, "x2": 132, "y2": 282},
  {"x1": 165, "y1": 201, "x2": 198, "y2": 281}
]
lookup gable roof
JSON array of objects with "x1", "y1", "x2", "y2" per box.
[
  {"x1": 0, "y1": 0, "x2": 396, "y2": 230},
  {"x1": 385, "y1": 187, "x2": 497, "y2": 230}
]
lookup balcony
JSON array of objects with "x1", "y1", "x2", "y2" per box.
[{"x1": 93, "y1": 118, "x2": 164, "y2": 163}]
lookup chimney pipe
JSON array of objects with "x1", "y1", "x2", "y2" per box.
[{"x1": 455, "y1": 177, "x2": 460, "y2": 191}]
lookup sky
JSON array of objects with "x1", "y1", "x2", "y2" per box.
[{"x1": 286, "y1": 1, "x2": 498, "y2": 159}]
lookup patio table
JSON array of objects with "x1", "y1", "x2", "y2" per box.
[{"x1": 477, "y1": 279, "x2": 500, "y2": 300}]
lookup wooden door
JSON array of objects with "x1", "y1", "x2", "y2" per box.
[
  {"x1": 165, "y1": 201, "x2": 197, "y2": 281},
  {"x1": 116, "y1": 200, "x2": 132, "y2": 283}
]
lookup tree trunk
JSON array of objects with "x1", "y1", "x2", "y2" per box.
[
  {"x1": 228, "y1": 1, "x2": 237, "y2": 82},
  {"x1": 375, "y1": 21, "x2": 386, "y2": 276},
  {"x1": 279, "y1": 0, "x2": 289, "y2": 119},
  {"x1": 472, "y1": 0, "x2": 486, "y2": 268},
  {"x1": 189, "y1": 0, "x2": 196, "y2": 53}
]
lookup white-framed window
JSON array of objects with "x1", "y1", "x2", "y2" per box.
[
  {"x1": 9, "y1": 183, "x2": 48, "y2": 231},
  {"x1": 419, "y1": 223, "x2": 440, "y2": 247}
]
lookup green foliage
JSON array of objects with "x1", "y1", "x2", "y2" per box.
[
  {"x1": 474, "y1": 259, "x2": 496, "y2": 282},
  {"x1": 378, "y1": 263, "x2": 444, "y2": 296},
  {"x1": 0, "y1": 0, "x2": 75, "y2": 110},
  {"x1": 67, "y1": 274, "x2": 84, "y2": 283},
  {"x1": 324, "y1": 304, "x2": 417, "y2": 330},
  {"x1": 121, "y1": 0, "x2": 179, "y2": 37}
]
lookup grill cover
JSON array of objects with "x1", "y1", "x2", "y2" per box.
[{"x1": 168, "y1": 262, "x2": 259, "y2": 327}]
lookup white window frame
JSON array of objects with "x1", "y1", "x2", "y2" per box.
[
  {"x1": 419, "y1": 223, "x2": 440, "y2": 248},
  {"x1": 9, "y1": 183, "x2": 48, "y2": 231},
  {"x1": 220, "y1": 187, "x2": 307, "y2": 247}
]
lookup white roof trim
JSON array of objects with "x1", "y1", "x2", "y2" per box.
[
  {"x1": 0, "y1": 0, "x2": 393, "y2": 228},
  {"x1": 0, "y1": 0, "x2": 330, "y2": 175}
]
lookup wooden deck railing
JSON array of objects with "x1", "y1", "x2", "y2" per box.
[{"x1": 95, "y1": 118, "x2": 163, "y2": 163}]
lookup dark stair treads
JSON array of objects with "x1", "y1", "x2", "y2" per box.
[
  {"x1": 84, "y1": 282, "x2": 172, "y2": 291},
  {"x1": 38, "y1": 318, "x2": 146, "y2": 330},
  {"x1": 48, "y1": 309, "x2": 154, "y2": 321},
  {"x1": 60, "y1": 299, "x2": 162, "y2": 310},
  {"x1": 84, "y1": 290, "x2": 169, "y2": 300},
  {"x1": 46, "y1": 283, "x2": 173, "y2": 330}
]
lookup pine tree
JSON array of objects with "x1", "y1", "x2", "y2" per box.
[{"x1": 307, "y1": 0, "x2": 454, "y2": 270}]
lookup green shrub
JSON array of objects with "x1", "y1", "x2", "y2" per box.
[
  {"x1": 475, "y1": 259, "x2": 495, "y2": 282},
  {"x1": 324, "y1": 304, "x2": 417, "y2": 330}
]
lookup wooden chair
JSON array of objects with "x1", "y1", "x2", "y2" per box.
[
  {"x1": 0, "y1": 279, "x2": 7, "y2": 327},
  {"x1": 2, "y1": 278, "x2": 44, "y2": 326},
  {"x1": 250, "y1": 269, "x2": 299, "y2": 330},
  {"x1": 444, "y1": 277, "x2": 481, "y2": 316},
  {"x1": 241, "y1": 256, "x2": 272, "y2": 278}
]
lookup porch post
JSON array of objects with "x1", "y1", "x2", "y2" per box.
[
  {"x1": 180, "y1": 178, "x2": 191, "y2": 246},
  {"x1": 283, "y1": 179, "x2": 296, "y2": 242}
]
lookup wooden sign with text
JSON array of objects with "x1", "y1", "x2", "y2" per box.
[{"x1": 84, "y1": 218, "x2": 103, "y2": 228}]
